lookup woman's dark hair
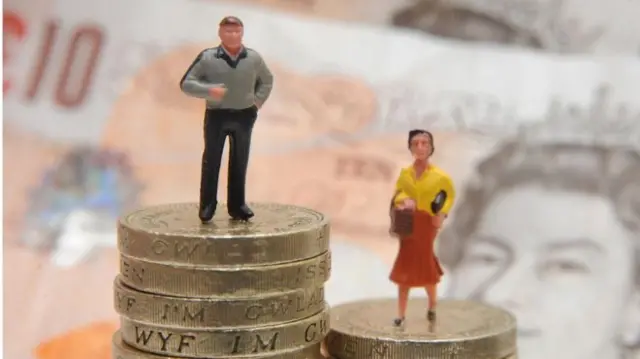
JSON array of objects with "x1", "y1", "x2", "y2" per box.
[{"x1": 408, "y1": 129, "x2": 435, "y2": 155}]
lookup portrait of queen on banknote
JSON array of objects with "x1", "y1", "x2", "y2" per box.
[{"x1": 438, "y1": 124, "x2": 640, "y2": 359}]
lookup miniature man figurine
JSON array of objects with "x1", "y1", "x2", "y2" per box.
[
  {"x1": 389, "y1": 130, "x2": 455, "y2": 326},
  {"x1": 180, "y1": 16, "x2": 273, "y2": 223}
]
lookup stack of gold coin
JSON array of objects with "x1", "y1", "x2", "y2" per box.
[
  {"x1": 111, "y1": 203, "x2": 331, "y2": 359},
  {"x1": 325, "y1": 298, "x2": 518, "y2": 359}
]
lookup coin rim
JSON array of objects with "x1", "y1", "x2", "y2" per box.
[
  {"x1": 118, "y1": 202, "x2": 331, "y2": 266},
  {"x1": 330, "y1": 298, "x2": 516, "y2": 339},
  {"x1": 113, "y1": 276, "x2": 326, "y2": 327},
  {"x1": 327, "y1": 298, "x2": 517, "y2": 359},
  {"x1": 112, "y1": 331, "x2": 326, "y2": 359},
  {"x1": 118, "y1": 251, "x2": 332, "y2": 297},
  {"x1": 120, "y1": 304, "x2": 330, "y2": 357}
]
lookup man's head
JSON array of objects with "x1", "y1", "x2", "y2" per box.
[{"x1": 218, "y1": 16, "x2": 244, "y2": 50}]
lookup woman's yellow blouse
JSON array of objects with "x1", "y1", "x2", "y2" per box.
[{"x1": 393, "y1": 165, "x2": 456, "y2": 216}]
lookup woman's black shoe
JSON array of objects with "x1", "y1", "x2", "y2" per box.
[
  {"x1": 427, "y1": 310, "x2": 436, "y2": 322},
  {"x1": 393, "y1": 317, "x2": 405, "y2": 326}
]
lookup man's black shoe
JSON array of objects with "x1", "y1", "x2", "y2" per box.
[
  {"x1": 199, "y1": 203, "x2": 216, "y2": 223},
  {"x1": 228, "y1": 204, "x2": 254, "y2": 221}
]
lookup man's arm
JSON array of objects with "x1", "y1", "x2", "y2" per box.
[
  {"x1": 179, "y1": 50, "x2": 221, "y2": 99},
  {"x1": 254, "y1": 54, "x2": 274, "y2": 107}
]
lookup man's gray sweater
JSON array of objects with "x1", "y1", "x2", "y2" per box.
[{"x1": 180, "y1": 46, "x2": 274, "y2": 110}]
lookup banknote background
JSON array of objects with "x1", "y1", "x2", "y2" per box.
[{"x1": 3, "y1": 0, "x2": 640, "y2": 358}]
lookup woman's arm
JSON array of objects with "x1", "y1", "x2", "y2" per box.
[
  {"x1": 393, "y1": 169, "x2": 411, "y2": 206},
  {"x1": 439, "y1": 174, "x2": 456, "y2": 216}
]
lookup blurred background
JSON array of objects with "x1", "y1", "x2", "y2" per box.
[{"x1": 4, "y1": 0, "x2": 640, "y2": 358}]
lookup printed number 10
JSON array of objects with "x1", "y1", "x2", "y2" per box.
[
  {"x1": 27, "y1": 21, "x2": 105, "y2": 108},
  {"x1": 4, "y1": 12, "x2": 105, "y2": 109}
]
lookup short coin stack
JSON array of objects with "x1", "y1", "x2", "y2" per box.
[
  {"x1": 112, "y1": 203, "x2": 331, "y2": 359},
  {"x1": 326, "y1": 298, "x2": 518, "y2": 358}
]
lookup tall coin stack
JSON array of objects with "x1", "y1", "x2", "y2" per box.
[
  {"x1": 326, "y1": 299, "x2": 518, "y2": 359},
  {"x1": 112, "y1": 203, "x2": 331, "y2": 359}
]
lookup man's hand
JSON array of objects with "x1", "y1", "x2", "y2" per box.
[
  {"x1": 397, "y1": 198, "x2": 416, "y2": 210},
  {"x1": 208, "y1": 86, "x2": 227, "y2": 100}
]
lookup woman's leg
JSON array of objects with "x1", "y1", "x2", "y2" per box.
[
  {"x1": 425, "y1": 284, "x2": 437, "y2": 321},
  {"x1": 424, "y1": 284, "x2": 437, "y2": 309},
  {"x1": 394, "y1": 285, "x2": 410, "y2": 325}
]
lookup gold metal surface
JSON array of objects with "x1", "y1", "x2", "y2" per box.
[
  {"x1": 119, "y1": 251, "x2": 331, "y2": 297},
  {"x1": 118, "y1": 203, "x2": 330, "y2": 266},
  {"x1": 113, "y1": 276, "x2": 326, "y2": 327},
  {"x1": 326, "y1": 299, "x2": 516, "y2": 359},
  {"x1": 112, "y1": 331, "x2": 326, "y2": 358},
  {"x1": 120, "y1": 305, "x2": 330, "y2": 358}
]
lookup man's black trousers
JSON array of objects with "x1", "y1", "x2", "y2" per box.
[{"x1": 200, "y1": 106, "x2": 257, "y2": 213}]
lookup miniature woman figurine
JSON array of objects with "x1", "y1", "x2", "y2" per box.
[{"x1": 389, "y1": 129, "x2": 456, "y2": 326}]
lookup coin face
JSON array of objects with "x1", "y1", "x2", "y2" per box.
[
  {"x1": 119, "y1": 305, "x2": 330, "y2": 357},
  {"x1": 118, "y1": 203, "x2": 330, "y2": 266},
  {"x1": 119, "y1": 251, "x2": 331, "y2": 297},
  {"x1": 327, "y1": 299, "x2": 516, "y2": 359},
  {"x1": 112, "y1": 331, "x2": 325, "y2": 359},
  {"x1": 113, "y1": 276, "x2": 325, "y2": 327}
]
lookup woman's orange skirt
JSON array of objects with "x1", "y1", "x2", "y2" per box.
[{"x1": 389, "y1": 210, "x2": 443, "y2": 287}]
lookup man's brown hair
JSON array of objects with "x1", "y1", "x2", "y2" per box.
[{"x1": 219, "y1": 16, "x2": 243, "y2": 27}]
